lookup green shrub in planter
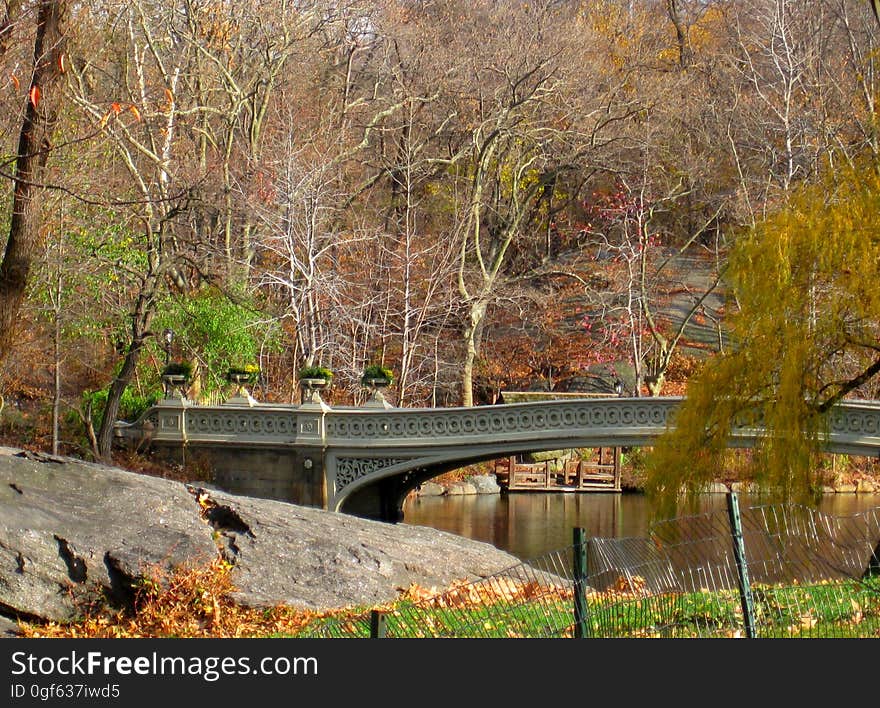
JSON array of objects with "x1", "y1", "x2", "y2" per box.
[
  {"x1": 226, "y1": 363, "x2": 260, "y2": 382},
  {"x1": 298, "y1": 365, "x2": 334, "y2": 382},
  {"x1": 361, "y1": 364, "x2": 394, "y2": 386},
  {"x1": 161, "y1": 361, "x2": 193, "y2": 379}
]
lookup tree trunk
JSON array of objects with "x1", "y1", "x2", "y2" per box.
[
  {"x1": 461, "y1": 302, "x2": 486, "y2": 407},
  {"x1": 0, "y1": 1, "x2": 70, "y2": 367},
  {"x1": 461, "y1": 343, "x2": 476, "y2": 407},
  {"x1": 646, "y1": 371, "x2": 666, "y2": 397},
  {"x1": 95, "y1": 279, "x2": 158, "y2": 461},
  {"x1": 96, "y1": 338, "x2": 146, "y2": 461},
  {"x1": 52, "y1": 287, "x2": 61, "y2": 456},
  {"x1": 666, "y1": 0, "x2": 692, "y2": 69}
]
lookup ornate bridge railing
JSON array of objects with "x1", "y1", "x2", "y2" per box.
[{"x1": 322, "y1": 398, "x2": 880, "y2": 452}]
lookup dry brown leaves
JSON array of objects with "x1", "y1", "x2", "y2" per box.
[
  {"x1": 397, "y1": 573, "x2": 652, "y2": 612},
  {"x1": 19, "y1": 559, "x2": 336, "y2": 638},
  {"x1": 399, "y1": 577, "x2": 571, "y2": 610}
]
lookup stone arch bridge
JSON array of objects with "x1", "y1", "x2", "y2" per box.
[{"x1": 118, "y1": 396, "x2": 880, "y2": 522}]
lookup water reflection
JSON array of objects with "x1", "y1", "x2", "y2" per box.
[{"x1": 403, "y1": 491, "x2": 880, "y2": 561}]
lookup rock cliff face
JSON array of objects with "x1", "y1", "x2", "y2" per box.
[{"x1": 0, "y1": 447, "x2": 519, "y2": 631}]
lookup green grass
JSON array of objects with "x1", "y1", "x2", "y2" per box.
[{"x1": 291, "y1": 577, "x2": 880, "y2": 639}]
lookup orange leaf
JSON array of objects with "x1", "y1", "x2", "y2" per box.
[
  {"x1": 111, "y1": 102, "x2": 122, "y2": 115},
  {"x1": 29, "y1": 85, "x2": 40, "y2": 107},
  {"x1": 10, "y1": 74, "x2": 19, "y2": 91},
  {"x1": 57, "y1": 53, "x2": 65, "y2": 74},
  {"x1": 129, "y1": 105, "x2": 141, "y2": 121}
]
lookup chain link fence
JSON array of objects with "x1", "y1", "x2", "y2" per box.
[{"x1": 302, "y1": 495, "x2": 880, "y2": 638}]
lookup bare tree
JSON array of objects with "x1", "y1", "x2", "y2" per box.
[{"x1": 66, "y1": 0, "x2": 206, "y2": 459}]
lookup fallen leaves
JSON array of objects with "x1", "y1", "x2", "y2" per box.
[
  {"x1": 18, "y1": 558, "x2": 326, "y2": 639},
  {"x1": 400, "y1": 577, "x2": 570, "y2": 610}
]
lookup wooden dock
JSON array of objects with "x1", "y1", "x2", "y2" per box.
[{"x1": 493, "y1": 447, "x2": 622, "y2": 492}]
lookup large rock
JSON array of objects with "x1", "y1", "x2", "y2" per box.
[
  {"x1": 469, "y1": 474, "x2": 501, "y2": 494},
  {"x1": 0, "y1": 615, "x2": 20, "y2": 637},
  {"x1": 0, "y1": 448, "x2": 520, "y2": 627},
  {"x1": 415, "y1": 482, "x2": 445, "y2": 497},
  {"x1": 201, "y1": 487, "x2": 512, "y2": 609},
  {"x1": 857, "y1": 478, "x2": 877, "y2": 494},
  {"x1": 0, "y1": 449, "x2": 217, "y2": 623},
  {"x1": 446, "y1": 481, "x2": 477, "y2": 496}
]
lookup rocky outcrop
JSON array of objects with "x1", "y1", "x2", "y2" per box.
[
  {"x1": 416, "y1": 482, "x2": 446, "y2": 497},
  {"x1": 414, "y1": 474, "x2": 501, "y2": 497},
  {"x1": 446, "y1": 481, "x2": 477, "y2": 495},
  {"x1": 0, "y1": 447, "x2": 520, "y2": 631},
  {"x1": 471, "y1": 475, "x2": 501, "y2": 494}
]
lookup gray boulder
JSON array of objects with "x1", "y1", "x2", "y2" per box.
[
  {"x1": 0, "y1": 448, "x2": 519, "y2": 625},
  {"x1": 469, "y1": 474, "x2": 501, "y2": 494},
  {"x1": 416, "y1": 482, "x2": 446, "y2": 497},
  {"x1": 201, "y1": 487, "x2": 513, "y2": 609},
  {"x1": 446, "y1": 481, "x2": 477, "y2": 496},
  {"x1": 0, "y1": 615, "x2": 21, "y2": 637},
  {"x1": 0, "y1": 449, "x2": 216, "y2": 622}
]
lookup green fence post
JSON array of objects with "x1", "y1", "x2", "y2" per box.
[
  {"x1": 370, "y1": 610, "x2": 387, "y2": 638},
  {"x1": 726, "y1": 492, "x2": 756, "y2": 638},
  {"x1": 573, "y1": 527, "x2": 591, "y2": 638}
]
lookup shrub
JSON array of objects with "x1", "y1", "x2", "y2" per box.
[
  {"x1": 227, "y1": 363, "x2": 260, "y2": 375},
  {"x1": 361, "y1": 364, "x2": 394, "y2": 386},
  {"x1": 226, "y1": 364, "x2": 260, "y2": 382},
  {"x1": 161, "y1": 361, "x2": 193, "y2": 379},
  {"x1": 70, "y1": 388, "x2": 161, "y2": 432},
  {"x1": 298, "y1": 365, "x2": 333, "y2": 381},
  {"x1": 151, "y1": 288, "x2": 282, "y2": 397}
]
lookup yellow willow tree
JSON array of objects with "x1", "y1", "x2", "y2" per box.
[{"x1": 644, "y1": 166, "x2": 880, "y2": 515}]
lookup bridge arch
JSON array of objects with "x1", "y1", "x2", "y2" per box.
[{"x1": 325, "y1": 397, "x2": 880, "y2": 520}]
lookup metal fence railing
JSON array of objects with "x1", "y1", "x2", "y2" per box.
[{"x1": 301, "y1": 495, "x2": 880, "y2": 638}]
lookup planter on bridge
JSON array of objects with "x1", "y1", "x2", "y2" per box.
[
  {"x1": 226, "y1": 364, "x2": 260, "y2": 385},
  {"x1": 299, "y1": 366, "x2": 333, "y2": 406},
  {"x1": 225, "y1": 364, "x2": 260, "y2": 407},
  {"x1": 160, "y1": 361, "x2": 193, "y2": 401},
  {"x1": 361, "y1": 365, "x2": 394, "y2": 409}
]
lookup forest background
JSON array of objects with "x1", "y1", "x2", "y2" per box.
[{"x1": 0, "y1": 0, "x2": 879, "y2": 473}]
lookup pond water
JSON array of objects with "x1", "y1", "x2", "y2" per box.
[{"x1": 402, "y1": 491, "x2": 880, "y2": 561}]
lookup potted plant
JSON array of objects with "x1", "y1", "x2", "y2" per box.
[
  {"x1": 161, "y1": 360, "x2": 193, "y2": 383},
  {"x1": 361, "y1": 364, "x2": 394, "y2": 408},
  {"x1": 298, "y1": 365, "x2": 333, "y2": 405},
  {"x1": 226, "y1": 363, "x2": 260, "y2": 385},
  {"x1": 161, "y1": 360, "x2": 193, "y2": 398},
  {"x1": 361, "y1": 364, "x2": 394, "y2": 388},
  {"x1": 298, "y1": 365, "x2": 333, "y2": 389}
]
